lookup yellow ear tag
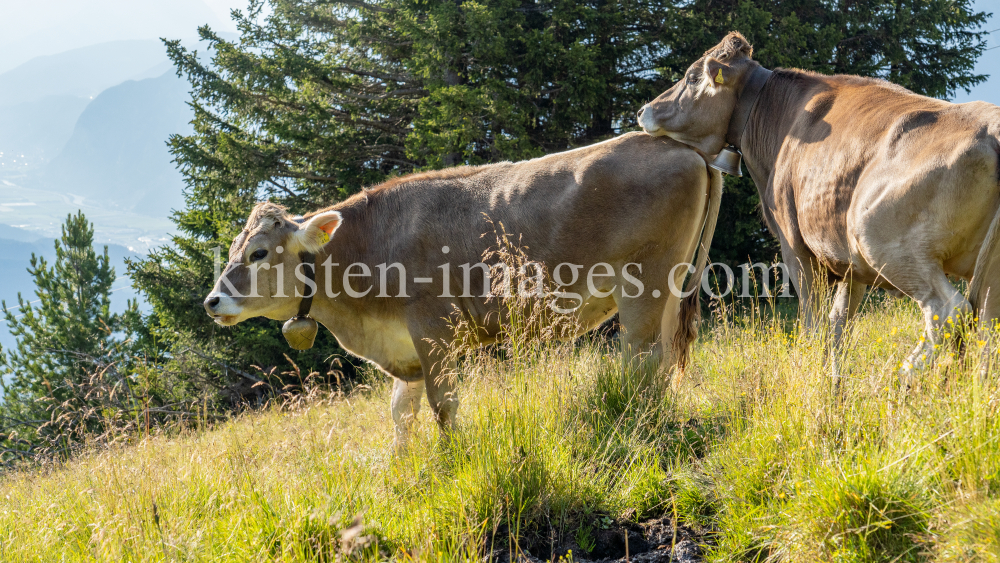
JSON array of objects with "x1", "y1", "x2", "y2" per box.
[
  {"x1": 715, "y1": 69, "x2": 724, "y2": 84},
  {"x1": 318, "y1": 231, "x2": 330, "y2": 244}
]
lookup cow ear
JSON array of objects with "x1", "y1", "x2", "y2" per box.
[
  {"x1": 704, "y1": 57, "x2": 733, "y2": 89},
  {"x1": 292, "y1": 210, "x2": 342, "y2": 254}
]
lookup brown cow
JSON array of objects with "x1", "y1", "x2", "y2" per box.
[
  {"x1": 637, "y1": 32, "x2": 1000, "y2": 381},
  {"x1": 204, "y1": 132, "x2": 722, "y2": 448}
]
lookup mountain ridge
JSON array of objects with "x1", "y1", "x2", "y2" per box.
[{"x1": 25, "y1": 70, "x2": 192, "y2": 216}]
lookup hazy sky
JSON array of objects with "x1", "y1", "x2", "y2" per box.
[
  {"x1": 0, "y1": 0, "x2": 247, "y2": 73},
  {"x1": 0, "y1": 0, "x2": 996, "y2": 102},
  {"x1": 953, "y1": 4, "x2": 999, "y2": 106},
  {"x1": 201, "y1": 0, "x2": 251, "y2": 24}
]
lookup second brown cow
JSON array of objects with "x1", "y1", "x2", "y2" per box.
[
  {"x1": 204, "y1": 132, "x2": 721, "y2": 448},
  {"x1": 638, "y1": 32, "x2": 1000, "y2": 381}
]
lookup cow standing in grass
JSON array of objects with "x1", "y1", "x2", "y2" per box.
[
  {"x1": 204, "y1": 133, "x2": 721, "y2": 448},
  {"x1": 637, "y1": 32, "x2": 1000, "y2": 381}
]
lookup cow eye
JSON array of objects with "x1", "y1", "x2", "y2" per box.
[
  {"x1": 250, "y1": 249, "x2": 268, "y2": 262},
  {"x1": 686, "y1": 73, "x2": 698, "y2": 84}
]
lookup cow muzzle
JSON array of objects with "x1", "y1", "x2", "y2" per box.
[
  {"x1": 637, "y1": 105, "x2": 664, "y2": 135},
  {"x1": 204, "y1": 292, "x2": 242, "y2": 325}
]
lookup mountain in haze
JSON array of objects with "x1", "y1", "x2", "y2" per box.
[
  {"x1": 29, "y1": 71, "x2": 193, "y2": 216},
  {"x1": 0, "y1": 39, "x2": 171, "y2": 169},
  {"x1": 0, "y1": 40, "x2": 172, "y2": 108},
  {"x1": 0, "y1": 96, "x2": 91, "y2": 168},
  {"x1": 0, "y1": 37, "x2": 235, "y2": 171},
  {"x1": 0, "y1": 0, "x2": 228, "y2": 74}
]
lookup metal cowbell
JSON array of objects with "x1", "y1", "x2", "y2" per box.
[
  {"x1": 283, "y1": 316, "x2": 319, "y2": 350},
  {"x1": 709, "y1": 146, "x2": 743, "y2": 177}
]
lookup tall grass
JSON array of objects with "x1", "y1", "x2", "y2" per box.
[{"x1": 2, "y1": 293, "x2": 1000, "y2": 562}]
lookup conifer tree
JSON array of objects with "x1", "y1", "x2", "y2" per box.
[
  {"x1": 130, "y1": 0, "x2": 676, "y2": 385},
  {"x1": 0, "y1": 212, "x2": 140, "y2": 425},
  {"x1": 131, "y1": 0, "x2": 991, "y2": 389}
]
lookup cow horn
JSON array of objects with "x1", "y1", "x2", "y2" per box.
[{"x1": 709, "y1": 146, "x2": 743, "y2": 177}]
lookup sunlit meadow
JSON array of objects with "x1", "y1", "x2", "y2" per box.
[{"x1": 2, "y1": 290, "x2": 1000, "y2": 562}]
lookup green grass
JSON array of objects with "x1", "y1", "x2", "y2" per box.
[{"x1": 3, "y1": 295, "x2": 1000, "y2": 562}]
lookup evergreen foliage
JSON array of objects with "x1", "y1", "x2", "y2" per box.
[
  {"x1": 0, "y1": 212, "x2": 141, "y2": 452},
  {"x1": 130, "y1": 0, "x2": 990, "y2": 391},
  {"x1": 130, "y1": 0, "x2": 679, "y2": 386}
]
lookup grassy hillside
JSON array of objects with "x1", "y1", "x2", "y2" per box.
[{"x1": 2, "y1": 295, "x2": 1000, "y2": 562}]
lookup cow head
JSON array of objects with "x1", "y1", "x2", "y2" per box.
[
  {"x1": 204, "y1": 202, "x2": 342, "y2": 325},
  {"x1": 637, "y1": 32, "x2": 756, "y2": 154}
]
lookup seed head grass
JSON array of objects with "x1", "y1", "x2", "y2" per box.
[{"x1": 3, "y1": 295, "x2": 1000, "y2": 561}]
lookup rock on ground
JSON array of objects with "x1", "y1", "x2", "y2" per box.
[{"x1": 487, "y1": 515, "x2": 705, "y2": 563}]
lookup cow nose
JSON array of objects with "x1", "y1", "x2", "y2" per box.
[
  {"x1": 637, "y1": 105, "x2": 647, "y2": 120},
  {"x1": 205, "y1": 295, "x2": 221, "y2": 311}
]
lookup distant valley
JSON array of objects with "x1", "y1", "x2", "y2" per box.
[
  {"x1": 0, "y1": 37, "x2": 215, "y2": 353},
  {"x1": 0, "y1": 38, "x2": 205, "y2": 247}
]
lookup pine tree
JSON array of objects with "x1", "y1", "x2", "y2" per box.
[
  {"x1": 130, "y1": 0, "x2": 991, "y2": 393},
  {"x1": 130, "y1": 0, "x2": 677, "y2": 388},
  {"x1": 0, "y1": 212, "x2": 140, "y2": 427}
]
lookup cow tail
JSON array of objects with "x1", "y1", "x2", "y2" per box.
[
  {"x1": 968, "y1": 146, "x2": 1000, "y2": 323},
  {"x1": 672, "y1": 166, "x2": 724, "y2": 373}
]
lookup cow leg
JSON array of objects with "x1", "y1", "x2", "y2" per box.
[
  {"x1": 894, "y1": 271, "x2": 970, "y2": 384},
  {"x1": 425, "y1": 365, "x2": 458, "y2": 433},
  {"x1": 613, "y1": 254, "x2": 690, "y2": 388},
  {"x1": 410, "y1": 334, "x2": 460, "y2": 437},
  {"x1": 778, "y1": 234, "x2": 823, "y2": 335},
  {"x1": 391, "y1": 377, "x2": 424, "y2": 452},
  {"x1": 616, "y1": 294, "x2": 664, "y2": 365},
  {"x1": 974, "y1": 286, "x2": 1000, "y2": 380},
  {"x1": 829, "y1": 278, "x2": 866, "y2": 387}
]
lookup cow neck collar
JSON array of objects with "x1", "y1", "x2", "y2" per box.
[
  {"x1": 296, "y1": 251, "x2": 317, "y2": 318},
  {"x1": 725, "y1": 65, "x2": 773, "y2": 150}
]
